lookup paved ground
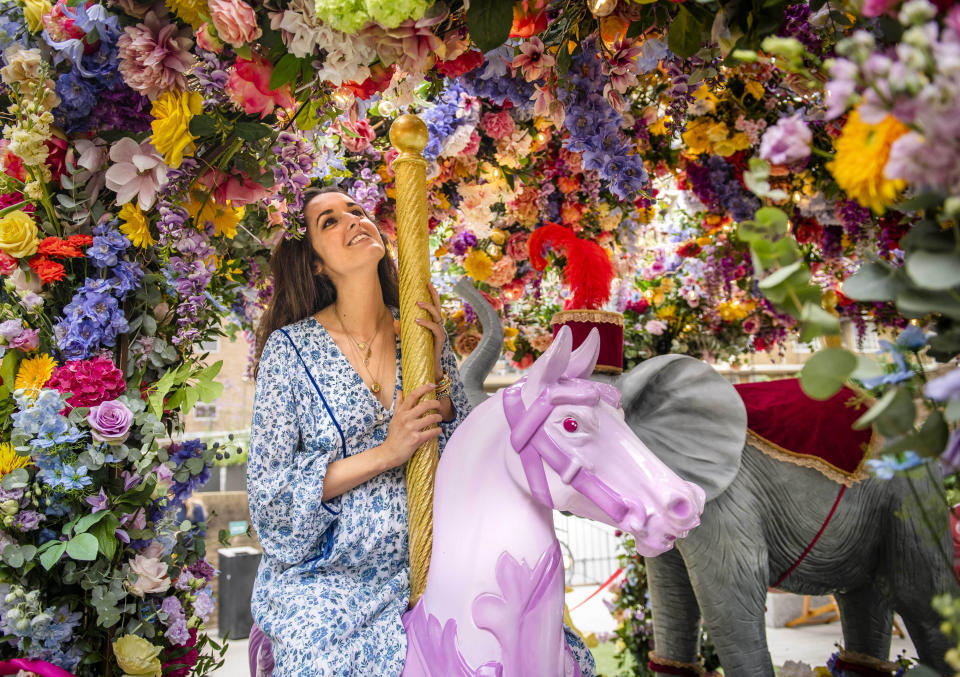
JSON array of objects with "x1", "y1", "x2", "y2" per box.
[{"x1": 214, "y1": 588, "x2": 917, "y2": 675}]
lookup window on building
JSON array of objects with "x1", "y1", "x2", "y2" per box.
[
  {"x1": 791, "y1": 338, "x2": 822, "y2": 353},
  {"x1": 194, "y1": 404, "x2": 217, "y2": 420},
  {"x1": 858, "y1": 324, "x2": 881, "y2": 353},
  {"x1": 199, "y1": 339, "x2": 220, "y2": 354}
]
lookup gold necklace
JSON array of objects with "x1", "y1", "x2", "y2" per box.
[{"x1": 336, "y1": 306, "x2": 386, "y2": 394}]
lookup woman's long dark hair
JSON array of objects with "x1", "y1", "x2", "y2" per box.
[{"x1": 253, "y1": 186, "x2": 399, "y2": 377}]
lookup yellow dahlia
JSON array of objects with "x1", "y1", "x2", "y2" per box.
[
  {"x1": 829, "y1": 107, "x2": 908, "y2": 214},
  {"x1": 463, "y1": 249, "x2": 493, "y2": 282},
  {"x1": 0, "y1": 442, "x2": 30, "y2": 478},
  {"x1": 14, "y1": 353, "x2": 56, "y2": 397},
  {"x1": 166, "y1": 0, "x2": 207, "y2": 29},
  {"x1": 150, "y1": 90, "x2": 203, "y2": 168},
  {"x1": 118, "y1": 203, "x2": 156, "y2": 248}
]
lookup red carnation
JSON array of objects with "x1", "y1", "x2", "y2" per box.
[
  {"x1": 436, "y1": 49, "x2": 484, "y2": 78},
  {"x1": 38, "y1": 236, "x2": 85, "y2": 258},
  {"x1": 676, "y1": 241, "x2": 703, "y2": 257},
  {"x1": 27, "y1": 254, "x2": 66, "y2": 284},
  {"x1": 66, "y1": 234, "x2": 94, "y2": 248},
  {"x1": 792, "y1": 217, "x2": 824, "y2": 245}
]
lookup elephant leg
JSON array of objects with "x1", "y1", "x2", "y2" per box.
[
  {"x1": 683, "y1": 537, "x2": 773, "y2": 677},
  {"x1": 835, "y1": 587, "x2": 893, "y2": 660},
  {"x1": 645, "y1": 548, "x2": 702, "y2": 676}
]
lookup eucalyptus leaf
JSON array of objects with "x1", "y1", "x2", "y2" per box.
[
  {"x1": 2, "y1": 545, "x2": 24, "y2": 568},
  {"x1": 896, "y1": 288, "x2": 960, "y2": 320},
  {"x1": 798, "y1": 302, "x2": 840, "y2": 343},
  {"x1": 904, "y1": 250, "x2": 960, "y2": 290},
  {"x1": 851, "y1": 355, "x2": 884, "y2": 381},
  {"x1": 799, "y1": 348, "x2": 857, "y2": 400},
  {"x1": 39, "y1": 541, "x2": 67, "y2": 571},
  {"x1": 66, "y1": 533, "x2": 100, "y2": 561},
  {"x1": 1, "y1": 468, "x2": 29, "y2": 490},
  {"x1": 913, "y1": 410, "x2": 949, "y2": 457},
  {"x1": 854, "y1": 387, "x2": 916, "y2": 437},
  {"x1": 843, "y1": 262, "x2": 904, "y2": 302},
  {"x1": 758, "y1": 260, "x2": 804, "y2": 290}
]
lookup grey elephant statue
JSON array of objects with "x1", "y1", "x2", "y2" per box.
[{"x1": 455, "y1": 278, "x2": 957, "y2": 677}]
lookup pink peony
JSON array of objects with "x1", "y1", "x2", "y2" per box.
[
  {"x1": 644, "y1": 319, "x2": 667, "y2": 335},
  {"x1": 338, "y1": 118, "x2": 376, "y2": 153},
  {"x1": 117, "y1": 11, "x2": 195, "y2": 100},
  {"x1": 104, "y1": 137, "x2": 168, "y2": 210},
  {"x1": 481, "y1": 110, "x2": 516, "y2": 140},
  {"x1": 485, "y1": 256, "x2": 517, "y2": 287},
  {"x1": 227, "y1": 54, "x2": 295, "y2": 119},
  {"x1": 0, "y1": 250, "x2": 17, "y2": 275},
  {"x1": 208, "y1": 0, "x2": 262, "y2": 48},
  {"x1": 48, "y1": 356, "x2": 126, "y2": 409},
  {"x1": 87, "y1": 399, "x2": 134, "y2": 445}
]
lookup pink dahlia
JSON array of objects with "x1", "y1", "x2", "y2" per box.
[
  {"x1": 118, "y1": 11, "x2": 195, "y2": 100},
  {"x1": 48, "y1": 356, "x2": 126, "y2": 409}
]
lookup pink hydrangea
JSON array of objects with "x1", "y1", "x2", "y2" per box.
[
  {"x1": 481, "y1": 111, "x2": 516, "y2": 140},
  {"x1": 117, "y1": 11, "x2": 195, "y2": 100},
  {"x1": 208, "y1": 0, "x2": 262, "y2": 48},
  {"x1": 48, "y1": 356, "x2": 126, "y2": 409},
  {"x1": 227, "y1": 54, "x2": 295, "y2": 119}
]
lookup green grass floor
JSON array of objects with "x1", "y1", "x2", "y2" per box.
[{"x1": 592, "y1": 641, "x2": 633, "y2": 676}]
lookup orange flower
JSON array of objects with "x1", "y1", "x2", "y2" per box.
[
  {"x1": 557, "y1": 176, "x2": 580, "y2": 194},
  {"x1": 28, "y1": 254, "x2": 66, "y2": 284},
  {"x1": 67, "y1": 234, "x2": 93, "y2": 248},
  {"x1": 510, "y1": 0, "x2": 549, "y2": 37},
  {"x1": 37, "y1": 236, "x2": 84, "y2": 258}
]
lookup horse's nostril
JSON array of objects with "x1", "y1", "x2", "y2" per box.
[{"x1": 669, "y1": 498, "x2": 691, "y2": 519}]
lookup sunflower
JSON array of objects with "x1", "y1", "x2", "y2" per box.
[
  {"x1": 14, "y1": 353, "x2": 56, "y2": 397},
  {"x1": 118, "y1": 203, "x2": 156, "y2": 248},
  {"x1": 828, "y1": 107, "x2": 908, "y2": 214},
  {"x1": 0, "y1": 441, "x2": 30, "y2": 478},
  {"x1": 463, "y1": 249, "x2": 493, "y2": 282}
]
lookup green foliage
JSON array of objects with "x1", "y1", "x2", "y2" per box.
[
  {"x1": 146, "y1": 361, "x2": 224, "y2": 420},
  {"x1": 466, "y1": 0, "x2": 514, "y2": 53}
]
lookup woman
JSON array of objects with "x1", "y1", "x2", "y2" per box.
[
  {"x1": 248, "y1": 187, "x2": 596, "y2": 675},
  {"x1": 248, "y1": 186, "x2": 469, "y2": 675}
]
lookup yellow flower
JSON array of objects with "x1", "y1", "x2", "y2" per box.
[
  {"x1": 150, "y1": 90, "x2": 203, "y2": 168},
  {"x1": 691, "y1": 83, "x2": 719, "y2": 113},
  {"x1": 681, "y1": 118, "x2": 714, "y2": 156},
  {"x1": 656, "y1": 305, "x2": 677, "y2": 320},
  {"x1": 828, "y1": 107, "x2": 908, "y2": 214},
  {"x1": 0, "y1": 210, "x2": 39, "y2": 259},
  {"x1": 0, "y1": 442, "x2": 30, "y2": 478},
  {"x1": 186, "y1": 192, "x2": 244, "y2": 238},
  {"x1": 23, "y1": 0, "x2": 51, "y2": 33},
  {"x1": 503, "y1": 326, "x2": 519, "y2": 353},
  {"x1": 118, "y1": 203, "x2": 156, "y2": 248},
  {"x1": 463, "y1": 249, "x2": 493, "y2": 282},
  {"x1": 112, "y1": 635, "x2": 162, "y2": 677},
  {"x1": 713, "y1": 131, "x2": 752, "y2": 157},
  {"x1": 744, "y1": 79, "x2": 765, "y2": 100},
  {"x1": 14, "y1": 354, "x2": 56, "y2": 397},
  {"x1": 648, "y1": 117, "x2": 670, "y2": 136},
  {"x1": 165, "y1": 0, "x2": 206, "y2": 29},
  {"x1": 717, "y1": 300, "x2": 755, "y2": 322}
]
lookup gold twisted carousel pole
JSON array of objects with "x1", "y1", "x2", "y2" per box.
[{"x1": 389, "y1": 114, "x2": 437, "y2": 607}]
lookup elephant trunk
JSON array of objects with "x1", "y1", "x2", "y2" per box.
[{"x1": 453, "y1": 277, "x2": 503, "y2": 407}]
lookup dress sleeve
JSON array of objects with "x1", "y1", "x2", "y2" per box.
[
  {"x1": 247, "y1": 330, "x2": 339, "y2": 566},
  {"x1": 438, "y1": 331, "x2": 471, "y2": 455}
]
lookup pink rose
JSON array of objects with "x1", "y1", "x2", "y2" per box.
[
  {"x1": 0, "y1": 250, "x2": 18, "y2": 275},
  {"x1": 644, "y1": 319, "x2": 667, "y2": 335},
  {"x1": 199, "y1": 168, "x2": 274, "y2": 206},
  {"x1": 338, "y1": 118, "x2": 376, "y2": 153},
  {"x1": 505, "y1": 231, "x2": 530, "y2": 261},
  {"x1": 87, "y1": 399, "x2": 134, "y2": 445},
  {"x1": 196, "y1": 22, "x2": 223, "y2": 53},
  {"x1": 227, "y1": 54, "x2": 295, "y2": 119},
  {"x1": 481, "y1": 110, "x2": 516, "y2": 140},
  {"x1": 207, "y1": 0, "x2": 262, "y2": 48},
  {"x1": 128, "y1": 553, "x2": 170, "y2": 596}
]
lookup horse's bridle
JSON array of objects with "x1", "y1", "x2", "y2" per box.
[{"x1": 502, "y1": 378, "x2": 633, "y2": 522}]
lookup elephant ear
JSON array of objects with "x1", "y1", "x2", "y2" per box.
[{"x1": 618, "y1": 354, "x2": 746, "y2": 502}]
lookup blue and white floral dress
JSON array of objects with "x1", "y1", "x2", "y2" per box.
[
  {"x1": 248, "y1": 316, "x2": 596, "y2": 676},
  {"x1": 248, "y1": 316, "x2": 469, "y2": 676}
]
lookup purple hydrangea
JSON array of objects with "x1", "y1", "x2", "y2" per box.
[{"x1": 759, "y1": 113, "x2": 813, "y2": 167}]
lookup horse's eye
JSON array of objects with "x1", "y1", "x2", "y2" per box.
[{"x1": 562, "y1": 417, "x2": 579, "y2": 433}]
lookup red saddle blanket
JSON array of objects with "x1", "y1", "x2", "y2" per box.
[{"x1": 733, "y1": 378, "x2": 875, "y2": 485}]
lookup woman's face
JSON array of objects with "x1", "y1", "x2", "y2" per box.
[{"x1": 305, "y1": 192, "x2": 385, "y2": 281}]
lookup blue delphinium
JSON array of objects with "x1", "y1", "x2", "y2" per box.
[
  {"x1": 420, "y1": 81, "x2": 480, "y2": 162},
  {"x1": 0, "y1": 4, "x2": 28, "y2": 50},
  {"x1": 0, "y1": 586, "x2": 84, "y2": 672},
  {"x1": 54, "y1": 221, "x2": 141, "y2": 360},
  {"x1": 168, "y1": 440, "x2": 212, "y2": 504},
  {"x1": 860, "y1": 339, "x2": 915, "y2": 389},
  {"x1": 865, "y1": 451, "x2": 926, "y2": 479}
]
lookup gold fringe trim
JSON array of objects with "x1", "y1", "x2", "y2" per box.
[
  {"x1": 594, "y1": 363, "x2": 623, "y2": 374},
  {"x1": 648, "y1": 654, "x2": 706, "y2": 676},
  {"x1": 838, "y1": 649, "x2": 899, "y2": 673},
  {"x1": 747, "y1": 430, "x2": 870, "y2": 487},
  {"x1": 551, "y1": 310, "x2": 624, "y2": 326}
]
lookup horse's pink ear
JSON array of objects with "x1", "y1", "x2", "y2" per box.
[
  {"x1": 521, "y1": 326, "x2": 572, "y2": 407},
  {"x1": 563, "y1": 328, "x2": 600, "y2": 379}
]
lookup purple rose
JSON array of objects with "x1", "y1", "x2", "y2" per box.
[
  {"x1": 14, "y1": 510, "x2": 42, "y2": 531},
  {"x1": 86, "y1": 399, "x2": 134, "y2": 445},
  {"x1": 759, "y1": 113, "x2": 813, "y2": 167},
  {"x1": 10, "y1": 328, "x2": 38, "y2": 352}
]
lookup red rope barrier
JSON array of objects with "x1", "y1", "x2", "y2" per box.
[{"x1": 569, "y1": 567, "x2": 624, "y2": 611}]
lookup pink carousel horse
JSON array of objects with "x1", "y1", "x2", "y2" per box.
[{"x1": 250, "y1": 327, "x2": 705, "y2": 676}]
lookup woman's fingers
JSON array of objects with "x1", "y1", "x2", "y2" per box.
[
  {"x1": 417, "y1": 301, "x2": 442, "y2": 324},
  {"x1": 399, "y1": 383, "x2": 437, "y2": 410}
]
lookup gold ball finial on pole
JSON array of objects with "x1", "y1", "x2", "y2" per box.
[{"x1": 389, "y1": 114, "x2": 437, "y2": 607}]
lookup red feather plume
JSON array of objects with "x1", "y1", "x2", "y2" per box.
[{"x1": 527, "y1": 222, "x2": 614, "y2": 310}]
